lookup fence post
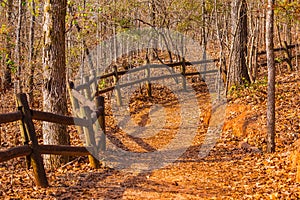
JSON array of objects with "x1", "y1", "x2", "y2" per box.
[
  {"x1": 16, "y1": 93, "x2": 48, "y2": 187},
  {"x1": 145, "y1": 64, "x2": 152, "y2": 97},
  {"x1": 181, "y1": 58, "x2": 187, "y2": 91},
  {"x1": 67, "y1": 82, "x2": 84, "y2": 140},
  {"x1": 113, "y1": 66, "x2": 122, "y2": 106},
  {"x1": 181, "y1": 35, "x2": 187, "y2": 91},
  {"x1": 282, "y1": 41, "x2": 293, "y2": 72},
  {"x1": 90, "y1": 73, "x2": 98, "y2": 98},
  {"x1": 95, "y1": 96, "x2": 106, "y2": 151},
  {"x1": 16, "y1": 100, "x2": 31, "y2": 169},
  {"x1": 82, "y1": 106, "x2": 100, "y2": 168},
  {"x1": 84, "y1": 76, "x2": 92, "y2": 100}
]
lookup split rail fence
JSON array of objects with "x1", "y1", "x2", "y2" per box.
[
  {"x1": 71, "y1": 59, "x2": 220, "y2": 106},
  {"x1": 72, "y1": 42, "x2": 299, "y2": 106},
  {"x1": 0, "y1": 93, "x2": 105, "y2": 187}
]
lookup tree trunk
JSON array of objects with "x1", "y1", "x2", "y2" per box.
[
  {"x1": 266, "y1": 0, "x2": 276, "y2": 153},
  {"x1": 149, "y1": 0, "x2": 156, "y2": 60},
  {"x1": 28, "y1": 0, "x2": 36, "y2": 106},
  {"x1": 42, "y1": 0, "x2": 69, "y2": 169},
  {"x1": 3, "y1": 0, "x2": 13, "y2": 90},
  {"x1": 202, "y1": 0, "x2": 207, "y2": 81},
  {"x1": 228, "y1": 0, "x2": 250, "y2": 88},
  {"x1": 285, "y1": 0, "x2": 292, "y2": 45},
  {"x1": 15, "y1": 0, "x2": 24, "y2": 93}
]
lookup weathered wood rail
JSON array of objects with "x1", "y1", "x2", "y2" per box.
[
  {"x1": 0, "y1": 93, "x2": 105, "y2": 187},
  {"x1": 74, "y1": 59, "x2": 219, "y2": 93},
  {"x1": 257, "y1": 43, "x2": 299, "y2": 55}
]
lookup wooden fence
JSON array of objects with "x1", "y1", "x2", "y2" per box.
[
  {"x1": 71, "y1": 42, "x2": 299, "y2": 107},
  {"x1": 70, "y1": 59, "x2": 220, "y2": 108},
  {"x1": 0, "y1": 93, "x2": 105, "y2": 187},
  {"x1": 257, "y1": 43, "x2": 299, "y2": 70}
]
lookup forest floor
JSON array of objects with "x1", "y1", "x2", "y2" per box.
[{"x1": 0, "y1": 67, "x2": 300, "y2": 199}]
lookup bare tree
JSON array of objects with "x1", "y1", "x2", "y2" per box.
[
  {"x1": 28, "y1": 0, "x2": 36, "y2": 105},
  {"x1": 42, "y1": 0, "x2": 69, "y2": 168},
  {"x1": 227, "y1": 0, "x2": 250, "y2": 89},
  {"x1": 202, "y1": 0, "x2": 207, "y2": 81},
  {"x1": 15, "y1": 0, "x2": 24, "y2": 93},
  {"x1": 266, "y1": 0, "x2": 276, "y2": 153},
  {"x1": 285, "y1": 0, "x2": 292, "y2": 45},
  {"x1": 3, "y1": 0, "x2": 13, "y2": 90}
]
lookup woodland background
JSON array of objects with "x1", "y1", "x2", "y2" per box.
[{"x1": 0, "y1": 0, "x2": 300, "y2": 199}]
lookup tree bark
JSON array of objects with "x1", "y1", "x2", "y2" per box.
[
  {"x1": 285, "y1": 0, "x2": 292, "y2": 45},
  {"x1": 28, "y1": 0, "x2": 36, "y2": 106},
  {"x1": 42, "y1": 0, "x2": 69, "y2": 169},
  {"x1": 202, "y1": 0, "x2": 207, "y2": 81},
  {"x1": 228, "y1": 0, "x2": 250, "y2": 88},
  {"x1": 15, "y1": 0, "x2": 24, "y2": 93},
  {"x1": 3, "y1": 0, "x2": 13, "y2": 90},
  {"x1": 266, "y1": 0, "x2": 276, "y2": 153},
  {"x1": 149, "y1": 0, "x2": 156, "y2": 60}
]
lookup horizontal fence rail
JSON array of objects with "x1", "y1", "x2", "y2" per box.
[
  {"x1": 74, "y1": 59, "x2": 219, "y2": 91},
  {"x1": 0, "y1": 111, "x2": 22, "y2": 124},
  {"x1": 95, "y1": 64, "x2": 219, "y2": 96},
  {"x1": 257, "y1": 43, "x2": 299, "y2": 55},
  {"x1": 31, "y1": 110, "x2": 89, "y2": 127},
  {"x1": 39, "y1": 145, "x2": 92, "y2": 156},
  {"x1": 0, "y1": 145, "x2": 32, "y2": 163}
]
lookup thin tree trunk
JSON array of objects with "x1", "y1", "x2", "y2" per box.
[
  {"x1": 148, "y1": 0, "x2": 156, "y2": 61},
  {"x1": 28, "y1": 0, "x2": 36, "y2": 106},
  {"x1": 42, "y1": 0, "x2": 69, "y2": 169},
  {"x1": 266, "y1": 0, "x2": 276, "y2": 153},
  {"x1": 15, "y1": 0, "x2": 24, "y2": 93},
  {"x1": 253, "y1": 17, "x2": 259, "y2": 82},
  {"x1": 214, "y1": 0, "x2": 227, "y2": 83},
  {"x1": 285, "y1": 0, "x2": 292, "y2": 45},
  {"x1": 202, "y1": 0, "x2": 207, "y2": 81},
  {"x1": 113, "y1": 0, "x2": 118, "y2": 63},
  {"x1": 3, "y1": 0, "x2": 13, "y2": 90}
]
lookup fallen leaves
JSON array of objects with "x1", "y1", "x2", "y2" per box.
[{"x1": 0, "y1": 68, "x2": 300, "y2": 199}]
